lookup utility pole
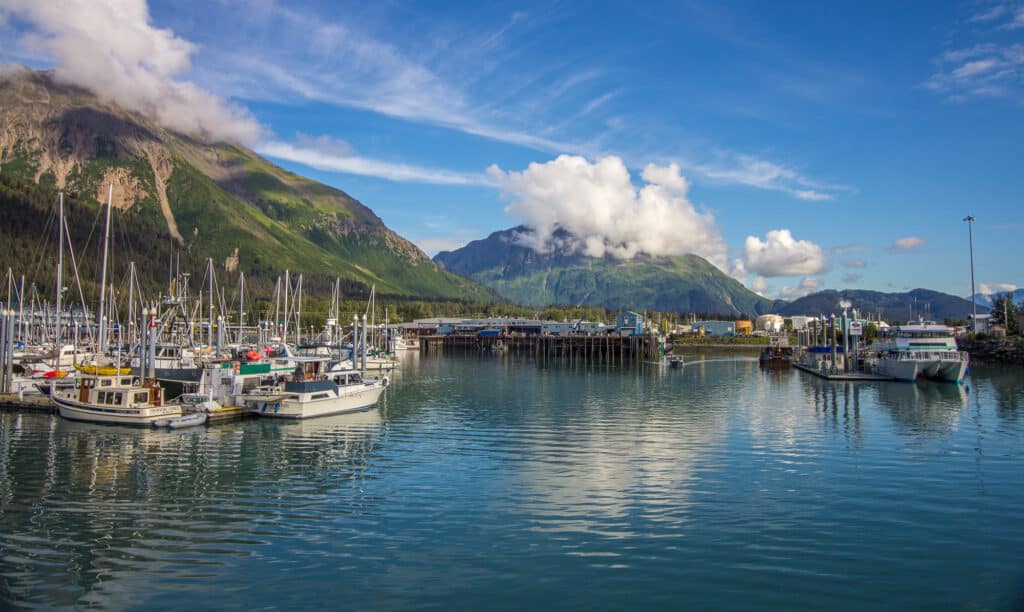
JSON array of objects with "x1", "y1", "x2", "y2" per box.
[{"x1": 963, "y1": 215, "x2": 977, "y2": 333}]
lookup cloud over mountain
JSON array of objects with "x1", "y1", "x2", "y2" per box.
[
  {"x1": 742, "y1": 229, "x2": 828, "y2": 277},
  {"x1": 486, "y1": 155, "x2": 729, "y2": 270},
  {"x1": 3, "y1": 0, "x2": 262, "y2": 143}
]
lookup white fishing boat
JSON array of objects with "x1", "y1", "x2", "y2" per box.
[
  {"x1": 50, "y1": 371, "x2": 181, "y2": 426},
  {"x1": 865, "y1": 322, "x2": 969, "y2": 383},
  {"x1": 241, "y1": 370, "x2": 386, "y2": 419}
]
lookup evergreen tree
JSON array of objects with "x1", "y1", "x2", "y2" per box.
[{"x1": 990, "y1": 293, "x2": 1020, "y2": 335}]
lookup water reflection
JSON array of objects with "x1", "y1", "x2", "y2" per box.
[
  {"x1": 0, "y1": 409, "x2": 387, "y2": 607},
  {"x1": 874, "y1": 381, "x2": 967, "y2": 434}
]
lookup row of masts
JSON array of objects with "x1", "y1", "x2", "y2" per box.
[{"x1": 1, "y1": 186, "x2": 395, "y2": 367}]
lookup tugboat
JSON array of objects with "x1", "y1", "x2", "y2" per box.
[{"x1": 759, "y1": 336, "x2": 794, "y2": 369}]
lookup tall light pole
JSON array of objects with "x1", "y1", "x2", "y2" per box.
[{"x1": 964, "y1": 215, "x2": 977, "y2": 333}]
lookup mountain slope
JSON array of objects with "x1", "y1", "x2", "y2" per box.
[
  {"x1": 434, "y1": 226, "x2": 779, "y2": 315},
  {"x1": 776, "y1": 289, "x2": 988, "y2": 321},
  {"x1": 0, "y1": 67, "x2": 493, "y2": 301}
]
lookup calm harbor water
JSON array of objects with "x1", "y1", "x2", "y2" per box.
[{"x1": 1, "y1": 352, "x2": 1022, "y2": 610}]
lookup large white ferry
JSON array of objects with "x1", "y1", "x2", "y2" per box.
[{"x1": 866, "y1": 322, "x2": 969, "y2": 383}]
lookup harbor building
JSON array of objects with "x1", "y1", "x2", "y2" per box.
[{"x1": 616, "y1": 311, "x2": 644, "y2": 336}]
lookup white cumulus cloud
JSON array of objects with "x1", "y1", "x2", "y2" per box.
[
  {"x1": 779, "y1": 277, "x2": 822, "y2": 300},
  {"x1": 892, "y1": 236, "x2": 927, "y2": 251},
  {"x1": 750, "y1": 276, "x2": 770, "y2": 296},
  {"x1": 742, "y1": 229, "x2": 828, "y2": 277},
  {"x1": 979, "y1": 282, "x2": 1018, "y2": 294},
  {"x1": 486, "y1": 155, "x2": 729, "y2": 269},
  {"x1": 3, "y1": 0, "x2": 262, "y2": 143}
]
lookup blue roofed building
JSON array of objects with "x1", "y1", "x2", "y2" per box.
[{"x1": 616, "y1": 311, "x2": 644, "y2": 336}]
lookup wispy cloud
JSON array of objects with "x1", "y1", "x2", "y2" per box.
[
  {"x1": 925, "y1": 30, "x2": 1024, "y2": 102},
  {"x1": 257, "y1": 141, "x2": 493, "y2": 187},
  {"x1": 970, "y1": 4, "x2": 1009, "y2": 23},
  {"x1": 680, "y1": 153, "x2": 849, "y2": 201},
  {"x1": 841, "y1": 259, "x2": 866, "y2": 268},
  {"x1": 892, "y1": 236, "x2": 927, "y2": 251},
  {"x1": 180, "y1": 0, "x2": 845, "y2": 200},
  {"x1": 841, "y1": 273, "x2": 863, "y2": 284},
  {"x1": 831, "y1": 243, "x2": 868, "y2": 254}
]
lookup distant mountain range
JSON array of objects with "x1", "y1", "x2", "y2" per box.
[
  {"x1": 967, "y1": 289, "x2": 1024, "y2": 308},
  {"x1": 777, "y1": 289, "x2": 988, "y2": 321},
  {"x1": 434, "y1": 226, "x2": 779, "y2": 315},
  {"x1": 0, "y1": 67, "x2": 493, "y2": 301}
]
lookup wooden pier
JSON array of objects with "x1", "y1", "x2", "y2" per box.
[{"x1": 419, "y1": 333, "x2": 663, "y2": 365}]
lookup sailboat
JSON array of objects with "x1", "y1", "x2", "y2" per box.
[{"x1": 50, "y1": 185, "x2": 177, "y2": 425}]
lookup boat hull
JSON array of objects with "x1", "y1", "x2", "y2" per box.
[
  {"x1": 251, "y1": 384, "x2": 385, "y2": 419},
  {"x1": 876, "y1": 358, "x2": 967, "y2": 383},
  {"x1": 52, "y1": 396, "x2": 181, "y2": 426}
]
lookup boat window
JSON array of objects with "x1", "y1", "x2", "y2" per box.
[
  {"x1": 311, "y1": 393, "x2": 330, "y2": 400},
  {"x1": 100, "y1": 379, "x2": 112, "y2": 387},
  {"x1": 135, "y1": 392, "x2": 148, "y2": 403},
  {"x1": 121, "y1": 378, "x2": 133, "y2": 386},
  {"x1": 113, "y1": 393, "x2": 123, "y2": 404},
  {"x1": 97, "y1": 391, "x2": 106, "y2": 404}
]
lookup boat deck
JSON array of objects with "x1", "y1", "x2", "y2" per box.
[{"x1": 794, "y1": 363, "x2": 897, "y2": 382}]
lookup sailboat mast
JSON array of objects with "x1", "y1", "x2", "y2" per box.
[
  {"x1": 56, "y1": 191, "x2": 63, "y2": 349},
  {"x1": 98, "y1": 183, "x2": 113, "y2": 353},
  {"x1": 238, "y1": 271, "x2": 244, "y2": 344},
  {"x1": 127, "y1": 261, "x2": 135, "y2": 345},
  {"x1": 283, "y1": 269, "x2": 289, "y2": 345},
  {"x1": 207, "y1": 258, "x2": 214, "y2": 347}
]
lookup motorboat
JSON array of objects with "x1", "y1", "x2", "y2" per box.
[{"x1": 241, "y1": 370, "x2": 386, "y2": 419}]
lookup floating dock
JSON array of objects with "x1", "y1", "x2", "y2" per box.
[
  {"x1": 1, "y1": 393, "x2": 255, "y2": 424},
  {"x1": 794, "y1": 362, "x2": 896, "y2": 381},
  {"x1": 0, "y1": 393, "x2": 55, "y2": 414}
]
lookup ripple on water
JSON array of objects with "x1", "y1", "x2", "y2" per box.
[{"x1": 1, "y1": 357, "x2": 1023, "y2": 610}]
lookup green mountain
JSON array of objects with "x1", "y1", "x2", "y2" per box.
[
  {"x1": 434, "y1": 226, "x2": 780, "y2": 315},
  {"x1": 776, "y1": 289, "x2": 989, "y2": 321},
  {"x1": 0, "y1": 67, "x2": 493, "y2": 301}
]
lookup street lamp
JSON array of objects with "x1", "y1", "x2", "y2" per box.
[{"x1": 963, "y1": 215, "x2": 977, "y2": 333}]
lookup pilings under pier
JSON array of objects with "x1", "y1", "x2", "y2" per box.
[{"x1": 419, "y1": 334, "x2": 662, "y2": 365}]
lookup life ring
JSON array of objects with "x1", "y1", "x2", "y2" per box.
[{"x1": 232, "y1": 361, "x2": 240, "y2": 373}]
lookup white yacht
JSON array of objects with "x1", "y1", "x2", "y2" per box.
[
  {"x1": 50, "y1": 370, "x2": 181, "y2": 425},
  {"x1": 241, "y1": 370, "x2": 387, "y2": 419},
  {"x1": 866, "y1": 322, "x2": 969, "y2": 383}
]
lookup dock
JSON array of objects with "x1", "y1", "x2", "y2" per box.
[
  {"x1": 1, "y1": 393, "x2": 255, "y2": 424},
  {"x1": 794, "y1": 362, "x2": 896, "y2": 382},
  {"x1": 0, "y1": 393, "x2": 55, "y2": 414}
]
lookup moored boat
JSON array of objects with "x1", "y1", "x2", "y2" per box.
[
  {"x1": 50, "y1": 371, "x2": 181, "y2": 426},
  {"x1": 241, "y1": 370, "x2": 386, "y2": 419},
  {"x1": 865, "y1": 322, "x2": 968, "y2": 383}
]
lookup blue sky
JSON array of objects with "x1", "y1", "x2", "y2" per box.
[{"x1": 2, "y1": 0, "x2": 1022, "y2": 300}]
